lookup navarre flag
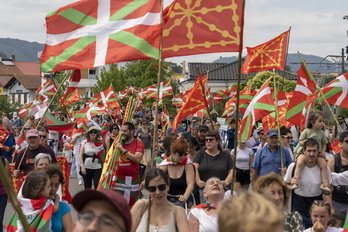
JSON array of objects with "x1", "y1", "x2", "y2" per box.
[
  {"x1": 172, "y1": 76, "x2": 209, "y2": 131},
  {"x1": 162, "y1": 0, "x2": 244, "y2": 58},
  {"x1": 60, "y1": 70, "x2": 81, "y2": 106},
  {"x1": 61, "y1": 88, "x2": 81, "y2": 108},
  {"x1": 40, "y1": 0, "x2": 161, "y2": 73},
  {"x1": 241, "y1": 30, "x2": 290, "y2": 74},
  {"x1": 318, "y1": 72, "x2": 348, "y2": 108},
  {"x1": 286, "y1": 60, "x2": 318, "y2": 126},
  {"x1": 146, "y1": 80, "x2": 173, "y2": 99},
  {"x1": 239, "y1": 77, "x2": 275, "y2": 142},
  {"x1": 36, "y1": 80, "x2": 57, "y2": 102}
]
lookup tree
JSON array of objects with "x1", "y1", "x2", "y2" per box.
[
  {"x1": 0, "y1": 96, "x2": 18, "y2": 118},
  {"x1": 241, "y1": 71, "x2": 296, "y2": 93},
  {"x1": 93, "y1": 60, "x2": 173, "y2": 94}
]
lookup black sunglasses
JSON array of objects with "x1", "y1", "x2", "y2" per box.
[
  {"x1": 23, "y1": 128, "x2": 30, "y2": 130},
  {"x1": 205, "y1": 138, "x2": 216, "y2": 142},
  {"x1": 282, "y1": 136, "x2": 293, "y2": 139},
  {"x1": 112, "y1": 127, "x2": 118, "y2": 130},
  {"x1": 89, "y1": 131, "x2": 98, "y2": 134},
  {"x1": 344, "y1": 139, "x2": 348, "y2": 144},
  {"x1": 39, "y1": 135, "x2": 47, "y2": 138},
  {"x1": 147, "y1": 184, "x2": 167, "y2": 193}
]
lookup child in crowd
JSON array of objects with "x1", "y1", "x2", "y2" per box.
[
  {"x1": 62, "y1": 143, "x2": 72, "y2": 165},
  {"x1": 304, "y1": 200, "x2": 343, "y2": 232},
  {"x1": 291, "y1": 111, "x2": 331, "y2": 194},
  {"x1": 7, "y1": 171, "x2": 59, "y2": 231}
]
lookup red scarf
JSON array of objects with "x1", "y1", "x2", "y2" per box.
[
  {"x1": 160, "y1": 154, "x2": 190, "y2": 166},
  {"x1": 194, "y1": 201, "x2": 220, "y2": 211}
]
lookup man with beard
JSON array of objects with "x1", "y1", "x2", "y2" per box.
[
  {"x1": 331, "y1": 115, "x2": 348, "y2": 143},
  {"x1": 114, "y1": 122, "x2": 144, "y2": 206},
  {"x1": 197, "y1": 125, "x2": 209, "y2": 150}
]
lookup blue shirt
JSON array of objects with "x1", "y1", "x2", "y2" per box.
[
  {"x1": 51, "y1": 201, "x2": 71, "y2": 232},
  {"x1": 252, "y1": 144, "x2": 292, "y2": 176}
]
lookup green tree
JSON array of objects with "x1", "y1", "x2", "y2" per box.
[
  {"x1": 241, "y1": 71, "x2": 296, "y2": 93},
  {"x1": 0, "y1": 96, "x2": 18, "y2": 118}
]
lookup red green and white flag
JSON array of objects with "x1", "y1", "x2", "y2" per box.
[
  {"x1": 286, "y1": 61, "x2": 319, "y2": 126},
  {"x1": 124, "y1": 86, "x2": 139, "y2": 95},
  {"x1": 214, "y1": 83, "x2": 238, "y2": 103},
  {"x1": 239, "y1": 78, "x2": 275, "y2": 142},
  {"x1": 343, "y1": 210, "x2": 348, "y2": 231},
  {"x1": 146, "y1": 80, "x2": 173, "y2": 99},
  {"x1": 40, "y1": 0, "x2": 161, "y2": 73},
  {"x1": 90, "y1": 86, "x2": 120, "y2": 110},
  {"x1": 45, "y1": 113, "x2": 74, "y2": 136},
  {"x1": 136, "y1": 87, "x2": 147, "y2": 100},
  {"x1": 19, "y1": 103, "x2": 36, "y2": 121},
  {"x1": 6, "y1": 195, "x2": 54, "y2": 232},
  {"x1": 162, "y1": 108, "x2": 170, "y2": 127},
  {"x1": 318, "y1": 72, "x2": 348, "y2": 108},
  {"x1": 36, "y1": 80, "x2": 57, "y2": 102},
  {"x1": 172, "y1": 93, "x2": 183, "y2": 107},
  {"x1": 75, "y1": 104, "x2": 108, "y2": 128},
  {"x1": 60, "y1": 70, "x2": 81, "y2": 106},
  {"x1": 116, "y1": 90, "x2": 128, "y2": 100},
  {"x1": 222, "y1": 86, "x2": 255, "y2": 119}
]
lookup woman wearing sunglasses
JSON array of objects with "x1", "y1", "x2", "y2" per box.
[
  {"x1": 15, "y1": 123, "x2": 32, "y2": 154},
  {"x1": 79, "y1": 126, "x2": 104, "y2": 189},
  {"x1": 159, "y1": 136, "x2": 195, "y2": 209},
  {"x1": 131, "y1": 168, "x2": 190, "y2": 232},
  {"x1": 193, "y1": 131, "x2": 233, "y2": 204}
]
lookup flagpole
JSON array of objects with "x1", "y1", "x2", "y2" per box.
[
  {"x1": 0, "y1": 161, "x2": 31, "y2": 231},
  {"x1": 272, "y1": 73, "x2": 284, "y2": 172},
  {"x1": 197, "y1": 69, "x2": 214, "y2": 128},
  {"x1": 298, "y1": 52, "x2": 343, "y2": 133},
  {"x1": 230, "y1": 0, "x2": 245, "y2": 195},
  {"x1": 51, "y1": 75, "x2": 74, "y2": 123},
  {"x1": 150, "y1": 0, "x2": 164, "y2": 171}
]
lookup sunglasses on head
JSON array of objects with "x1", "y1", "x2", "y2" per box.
[
  {"x1": 147, "y1": 184, "x2": 167, "y2": 193},
  {"x1": 205, "y1": 138, "x2": 216, "y2": 142},
  {"x1": 39, "y1": 135, "x2": 47, "y2": 138},
  {"x1": 89, "y1": 131, "x2": 98, "y2": 134}
]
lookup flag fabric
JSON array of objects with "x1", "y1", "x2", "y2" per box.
[
  {"x1": 60, "y1": 70, "x2": 81, "y2": 106},
  {"x1": 36, "y1": 80, "x2": 57, "y2": 102},
  {"x1": 162, "y1": 0, "x2": 244, "y2": 58},
  {"x1": 241, "y1": 30, "x2": 290, "y2": 74},
  {"x1": 45, "y1": 113, "x2": 74, "y2": 136},
  {"x1": 56, "y1": 157, "x2": 73, "y2": 203},
  {"x1": 222, "y1": 86, "x2": 255, "y2": 119},
  {"x1": 90, "y1": 86, "x2": 120, "y2": 110},
  {"x1": 146, "y1": 80, "x2": 173, "y2": 99},
  {"x1": 172, "y1": 77, "x2": 209, "y2": 131},
  {"x1": 286, "y1": 61, "x2": 319, "y2": 126},
  {"x1": 214, "y1": 84, "x2": 237, "y2": 103},
  {"x1": 343, "y1": 210, "x2": 348, "y2": 231},
  {"x1": 162, "y1": 108, "x2": 170, "y2": 127},
  {"x1": 239, "y1": 78, "x2": 275, "y2": 142},
  {"x1": 18, "y1": 103, "x2": 35, "y2": 121},
  {"x1": 116, "y1": 90, "x2": 128, "y2": 100},
  {"x1": 75, "y1": 105, "x2": 108, "y2": 128},
  {"x1": 124, "y1": 86, "x2": 139, "y2": 95},
  {"x1": 6, "y1": 195, "x2": 54, "y2": 232},
  {"x1": 61, "y1": 88, "x2": 81, "y2": 108},
  {"x1": 318, "y1": 72, "x2": 348, "y2": 108},
  {"x1": 40, "y1": 0, "x2": 162, "y2": 73}
]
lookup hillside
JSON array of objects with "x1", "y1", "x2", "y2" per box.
[{"x1": 0, "y1": 38, "x2": 345, "y2": 74}]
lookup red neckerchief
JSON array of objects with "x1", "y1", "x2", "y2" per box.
[
  {"x1": 86, "y1": 137, "x2": 104, "y2": 160},
  {"x1": 163, "y1": 154, "x2": 188, "y2": 166},
  {"x1": 194, "y1": 201, "x2": 219, "y2": 211}
]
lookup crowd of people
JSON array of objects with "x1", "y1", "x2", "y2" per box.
[{"x1": 0, "y1": 108, "x2": 348, "y2": 231}]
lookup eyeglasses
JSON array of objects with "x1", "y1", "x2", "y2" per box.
[
  {"x1": 112, "y1": 127, "x2": 118, "y2": 130},
  {"x1": 89, "y1": 131, "x2": 98, "y2": 134},
  {"x1": 23, "y1": 128, "x2": 30, "y2": 130},
  {"x1": 282, "y1": 136, "x2": 293, "y2": 140},
  {"x1": 147, "y1": 184, "x2": 167, "y2": 193},
  {"x1": 343, "y1": 139, "x2": 348, "y2": 144},
  {"x1": 142, "y1": 123, "x2": 147, "y2": 125},
  {"x1": 39, "y1": 135, "x2": 47, "y2": 138},
  {"x1": 205, "y1": 138, "x2": 216, "y2": 142},
  {"x1": 78, "y1": 210, "x2": 125, "y2": 232}
]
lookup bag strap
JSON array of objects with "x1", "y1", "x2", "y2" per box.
[{"x1": 334, "y1": 153, "x2": 341, "y2": 173}]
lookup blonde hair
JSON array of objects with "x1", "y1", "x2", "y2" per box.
[{"x1": 218, "y1": 192, "x2": 284, "y2": 232}]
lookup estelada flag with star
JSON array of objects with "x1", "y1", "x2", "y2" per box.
[{"x1": 241, "y1": 29, "x2": 290, "y2": 74}]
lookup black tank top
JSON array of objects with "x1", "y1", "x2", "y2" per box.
[
  {"x1": 332, "y1": 154, "x2": 348, "y2": 203},
  {"x1": 168, "y1": 167, "x2": 187, "y2": 196}
]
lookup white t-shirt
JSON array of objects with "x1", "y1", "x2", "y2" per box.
[
  {"x1": 188, "y1": 208, "x2": 218, "y2": 232},
  {"x1": 304, "y1": 226, "x2": 343, "y2": 232},
  {"x1": 284, "y1": 163, "x2": 332, "y2": 197},
  {"x1": 231, "y1": 147, "x2": 253, "y2": 170}
]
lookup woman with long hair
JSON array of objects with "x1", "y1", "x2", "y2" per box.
[{"x1": 131, "y1": 168, "x2": 189, "y2": 232}]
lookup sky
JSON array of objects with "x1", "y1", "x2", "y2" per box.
[{"x1": 0, "y1": 0, "x2": 347, "y2": 64}]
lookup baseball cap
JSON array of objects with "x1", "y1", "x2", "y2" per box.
[
  {"x1": 13, "y1": 112, "x2": 18, "y2": 117},
  {"x1": 198, "y1": 124, "x2": 209, "y2": 132},
  {"x1": 72, "y1": 189, "x2": 131, "y2": 232},
  {"x1": 266, "y1": 129, "x2": 278, "y2": 137},
  {"x1": 26, "y1": 129, "x2": 39, "y2": 138}
]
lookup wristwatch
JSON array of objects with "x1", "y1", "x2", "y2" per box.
[{"x1": 124, "y1": 150, "x2": 129, "y2": 154}]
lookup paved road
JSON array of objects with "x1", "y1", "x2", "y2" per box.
[{"x1": 3, "y1": 175, "x2": 84, "y2": 230}]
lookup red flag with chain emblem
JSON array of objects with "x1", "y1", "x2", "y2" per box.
[
  {"x1": 241, "y1": 30, "x2": 290, "y2": 74},
  {"x1": 162, "y1": 0, "x2": 244, "y2": 58}
]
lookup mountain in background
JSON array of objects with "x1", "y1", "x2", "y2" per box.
[{"x1": 0, "y1": 38, "x2": 345, "y2": 74}]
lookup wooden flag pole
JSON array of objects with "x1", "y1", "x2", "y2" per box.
[
  {"x1": 0, "y1": 160, "x2": 31, "y2": 231},
  {"x1": 273, "y1": 74, "x2": 284, "y2": 172}
]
